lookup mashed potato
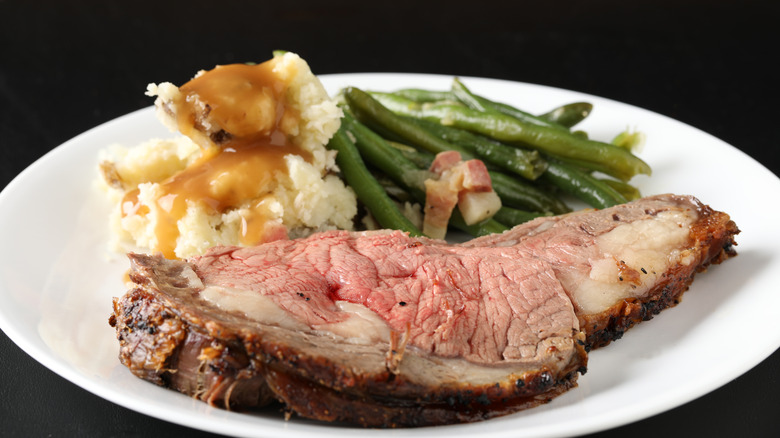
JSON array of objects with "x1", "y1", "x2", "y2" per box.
[{"x1": 99, "y1": 52, "x2": 357, "y2": 259}]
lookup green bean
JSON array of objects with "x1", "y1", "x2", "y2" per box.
[
  {"x1": 385, "y1": 140, "x2": 435, "y2": 169},
  {"x1": 449, "y1": 78, "x2": 498, "y2": 114},
  {"x1": 541, "y1": 161, "x2": 628, "y2": 209},
  {"x1": 493, "y1": 207, "x2": 550, "y2": 227},
  {"x1": 488, "y1": 171, "x2": 571, "y2": 214},
  {"x1": 547, "y1": 155, "x2": 633, "y2": 182},
  {"x1": 374, "y1": 174, "x2": 417, "y2": 203},
  {"x1": 600, "y1": 178, "x2": 641, "y2": 201},
  {"x1": 367, "y1": 91, "x2": 424, "y2": 113},
  {"x1": 368, "y1": 92, "x2": 548, "y2": 181},
  {"x1": 395, "y1": 82, "x2": 591, "y2": 130},
  {"x1": 369, "y1": 95, "x2": 651, "y2": 182},
  {"x1": 393, "y1": 88, "x2": 456, "y2": 103},
  {"x1": 572, "y1": 130, "x2": 589, "y2": 139},
  {"x1": 449, "y1": 210, "x2": 508, "y2": 236},
  {"x1": 406, "y1": 117, "x2": 548, "y2": 181},
  {"x1": 345, "y1": 87, "x2": 476, "y2": 160},
  {"x1": 539, "y1": 102, "x2": 594, "y2": 128},
  {"x1": 326, "y1": 127, "x2": 422, "y2": 236},
  {"x1": 611, "y1": 129, "x2": 645, "y2": 153},
  {"x1": 451, "y1": 77, "x2": 570, "y2": 132}
]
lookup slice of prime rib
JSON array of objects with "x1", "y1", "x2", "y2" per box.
[{"x1": 109, "y1": 194, "x2": 738, "y2": 427}]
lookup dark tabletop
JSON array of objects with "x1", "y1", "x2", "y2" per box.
[{"x1": 1, "y1": 1, "x2": 779, "y2": 436}]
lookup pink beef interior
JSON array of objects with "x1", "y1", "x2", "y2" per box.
[{"x1": 194, "y1": 230, "x2": 577, "y2": 365}]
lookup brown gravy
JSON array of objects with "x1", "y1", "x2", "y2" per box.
[{"x1": 123, "y1": 60, "x2": 310, "y2": 258}]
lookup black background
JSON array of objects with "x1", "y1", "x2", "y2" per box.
[{"x1": 1, "y1": 1, "x2": 778, "y2": 436}]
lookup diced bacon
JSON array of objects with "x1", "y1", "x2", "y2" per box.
[
  {"x1": 429, "y1": 150, "x2": 463, "y2": 174},
  {"x1": 423, "y1": 152, "x2": 501, "y2": 239},
  {"x1": 461, "y1": 159, "x2": 492, "y2": 191},
  {"x1": 423, "y1": 177, "x2": 460, "y2": 239}
]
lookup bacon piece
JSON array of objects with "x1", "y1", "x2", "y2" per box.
[{"x1": 423, "y1": 152, "x2": 501, "y2": 239}]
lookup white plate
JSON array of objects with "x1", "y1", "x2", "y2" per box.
[{"x1": 1, "y1": 73, "x2": 779, "y2": 438}]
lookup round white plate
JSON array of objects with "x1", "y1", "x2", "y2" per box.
[{"x1": 1, "y1": 73, "x2": 779, "y2": 438}]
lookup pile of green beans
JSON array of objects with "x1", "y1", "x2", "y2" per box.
[{"x1": 325, "y1": 78, "x2": 649, "y2": 237}]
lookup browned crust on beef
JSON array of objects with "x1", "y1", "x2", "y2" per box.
[
  {"x1": 261, "y1": 331, "x2": 585, "y2": 426},
  {"x1": 263, "y1": 365, "x2": 579, "y2": 427},
  {"x1": 109, "y1": 276, "x2": 587, "y2": 427},
  {"x1": 110, "y1": 288, "x2": 275, "y2": 409},
  {"x1": 581, "y1": 202, "x2": 739, "y2": 349}
]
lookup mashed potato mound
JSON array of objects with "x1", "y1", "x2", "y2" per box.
[{"x1": 99, "y1": 52, "x2": 357, "y2": 259}]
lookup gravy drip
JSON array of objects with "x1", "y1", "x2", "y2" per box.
[{"x1": 123, "y1": 61, "x2": 310, "y2": 258}]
